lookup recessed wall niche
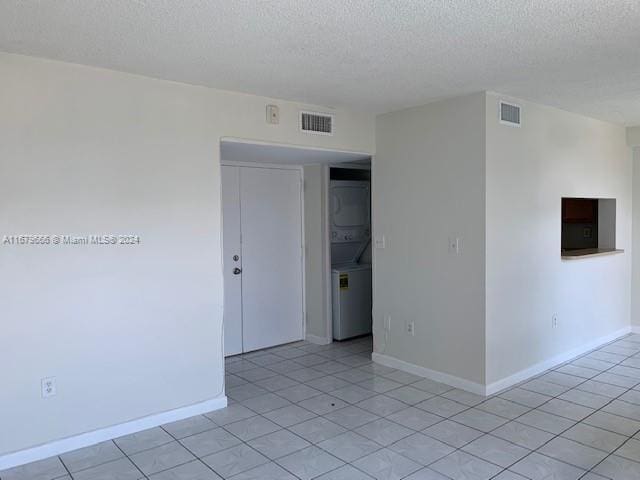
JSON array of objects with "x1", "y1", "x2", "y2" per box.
[{"x1": 561, "y1": 197, "x2": 620, "y2": 259}]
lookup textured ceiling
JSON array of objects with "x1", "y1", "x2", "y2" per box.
[{"x1": 1, "y1": 1, "x2": 640, "y2": 124}]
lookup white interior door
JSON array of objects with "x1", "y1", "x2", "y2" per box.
[
  {"x1": 222, "y1": 166, "x2": 243, "y2": 356},
  {"x1": 240, "y1": 167, "x2": 304, "y2": 352}
]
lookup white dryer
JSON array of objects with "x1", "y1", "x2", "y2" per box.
[{"x1": 330, "y1": 180, "x2": 370, "y2": 264}]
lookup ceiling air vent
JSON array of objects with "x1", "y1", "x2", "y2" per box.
[
  {"x1": 300, "y1": 111, "x2": 334, "y2": 135},
  {"x1": 500, "y1": 101, "x2": 521, "y2": 127}
]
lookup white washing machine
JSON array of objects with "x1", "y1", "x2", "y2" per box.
[{"x1": 332, "y1": 263, "x2": 372, "y2": 340}]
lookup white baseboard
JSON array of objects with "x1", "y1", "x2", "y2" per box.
[
  {"x1": 485, "y1": 326, "x2": 632, "y2": 395},
  {"x1": 0, "y1": 396, "x2": 227, "y2": 471},
  {"x1": 306, "y1": 334, "x2": 332, "y2": 345},
  {"x1": 372, "y1": 352, "x2": 487, "y2": 396},
  {"x1": 373, "y1": 326, "x2": 632, "y2": 397},
  {"x1": 631, "y1": 326, "x2": 640, "y2": 334}
]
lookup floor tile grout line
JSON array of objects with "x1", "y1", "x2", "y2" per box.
[
  {"x1": 235, "y1": 341, "x2": 640, "y2": 427},
  {"x1": 497, "y1": 345, "x2": 640, "y2": 411},
  {"x1": 157, "y1": 422, "x2": 268, "y2": 479},
  {"x1": 471, "y1": 335, "x2": 640, "y2": 479},
  {"x1": 54, "y1": 440, "x2": 122, "y2": 478},
  {"x1": 398, "y1": 392, "x2": 540, "y2": 478},
  {"x1": 502, "y1": 339, "x2": 639, "y2": 460},
  {"x1": 110, "y1": 437, "x2": 150, "y2": 480},
  {"x1": 579, "y1": 387, "x2": 640, "y2": 479},
  {"x1": 231, "y1": 337, "x2": 638, "y2": 479},
  {"x1": 231, "y1": 342, "x2": 457, "y2": 477},
  {"x1": 50, "y1": 439, "x2": 152, "y2": 479},
  {"x1": 488, "y1": 334, "x2": 640, "y2": 479},
  {"x1": 390, "y1": 334, "x2": 640, "y2": 479},
  {"x1": 228, "y1": 333, "x2": 640, "y2": 479},
  {"x1": 168, "y1": 414, "x2": 324, "y2": 478},
  {"x1": 581, "y1": 426, "x2": 640, "y2": 480},
  {"x1": 225, "y1": 343, "x2": 380, "y2": 479},
  {"x1": 55, "y1": 455, "x2": 73, "y2": 479},
  {"x1": 110, "y1": 437, "x2": 176, "y2": 461},
  {"x1": 295, "y1": 376, "x2": 512, "y2": 477},
  {"x1": 169, "y1": 397, "x2": 363, "y2": 478}
]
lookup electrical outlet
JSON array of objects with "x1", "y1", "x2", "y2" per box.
[
  {"x1": 552, "y1": 315, "x2": 558, "y2": 328},
  {"x1": 375, "y1": 236, "x2": 386, "y2": 249},
  {"x1": 41, "y1": 377, "x2": 57, "y2": 398},
  {"x1": 384, "y1": 315, "x2": 391, "y2": 331},
  {"x1": 406, "y1": 320, "x2": 415, "y2": 336}
]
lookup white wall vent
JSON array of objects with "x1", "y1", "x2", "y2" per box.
[
  {"x1": 499, "y1": 101, "x2": 521, "y2": 127},
  {"x1": 300, "y1": 111, "x2": 334, "y2": 135}
]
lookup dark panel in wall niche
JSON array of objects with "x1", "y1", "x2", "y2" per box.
[{"x1": 562, "y1": 198, "x2": 598, "y2": 250}]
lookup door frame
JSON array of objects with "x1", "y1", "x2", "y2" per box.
[
  {"x1": 322, "y1": 164, "x2": 333, "y2": 343},
  {"x1": 219, "y1": 137, "x2": 374, "y2": 352},
  {"x1": 323, "y1": 161, "x2": 375, "y2": 345},
  {"x1": 220, "y1": 159, "x2": 307, "y2": 349}
]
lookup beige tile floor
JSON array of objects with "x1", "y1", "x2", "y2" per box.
[{"x1": 4, "y1": 334, "x2": 640, "y2": 479}]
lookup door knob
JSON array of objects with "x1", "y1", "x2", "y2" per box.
[{"x1": 233, "y1": 267, "x2": 242, "y2": 275}]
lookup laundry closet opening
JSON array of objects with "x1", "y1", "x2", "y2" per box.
[{"x1": 220, "y1": 139, "x2": 373, "y2": 372}]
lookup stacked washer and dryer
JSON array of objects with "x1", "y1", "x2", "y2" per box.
[{"x1": 330, "y1": 179, "x2": 372, "y2": 340}]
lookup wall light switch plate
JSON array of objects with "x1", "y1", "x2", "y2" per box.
[
  {"x1": 448, "y1": 237, "x2": 461, "y2": 254},
  {"x1": 41, "y1": 377, "x2": 57, "y2": 398},
  {"x1": 375, "y1": 236, "x2": 386, "y2": 249},
  {"x1": 266, "y1": 104, "x2": 280, "y2": 124}
]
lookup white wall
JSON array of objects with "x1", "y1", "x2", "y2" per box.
[
  {"x1": 628, "y1": 126, "x2": 640, "y2": 147},
  {"x1": 373, "y1": 91, "x2": 632, "y2": 392},
  {"x1": 0, "y1": 52, "x2": 374, "y2": 458},
  {"x1": 633, "y1": 147, "x2": 640, "y2": 327},
  {"x1": 373, "y1": 93, "x2": 487, "y2": 386},
  {"x1": 485, "y1": 93, "x2": 632, "y2": 386},
  {"x1": 303, "y1": 164, "x2": 330, "y2": 341}
]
